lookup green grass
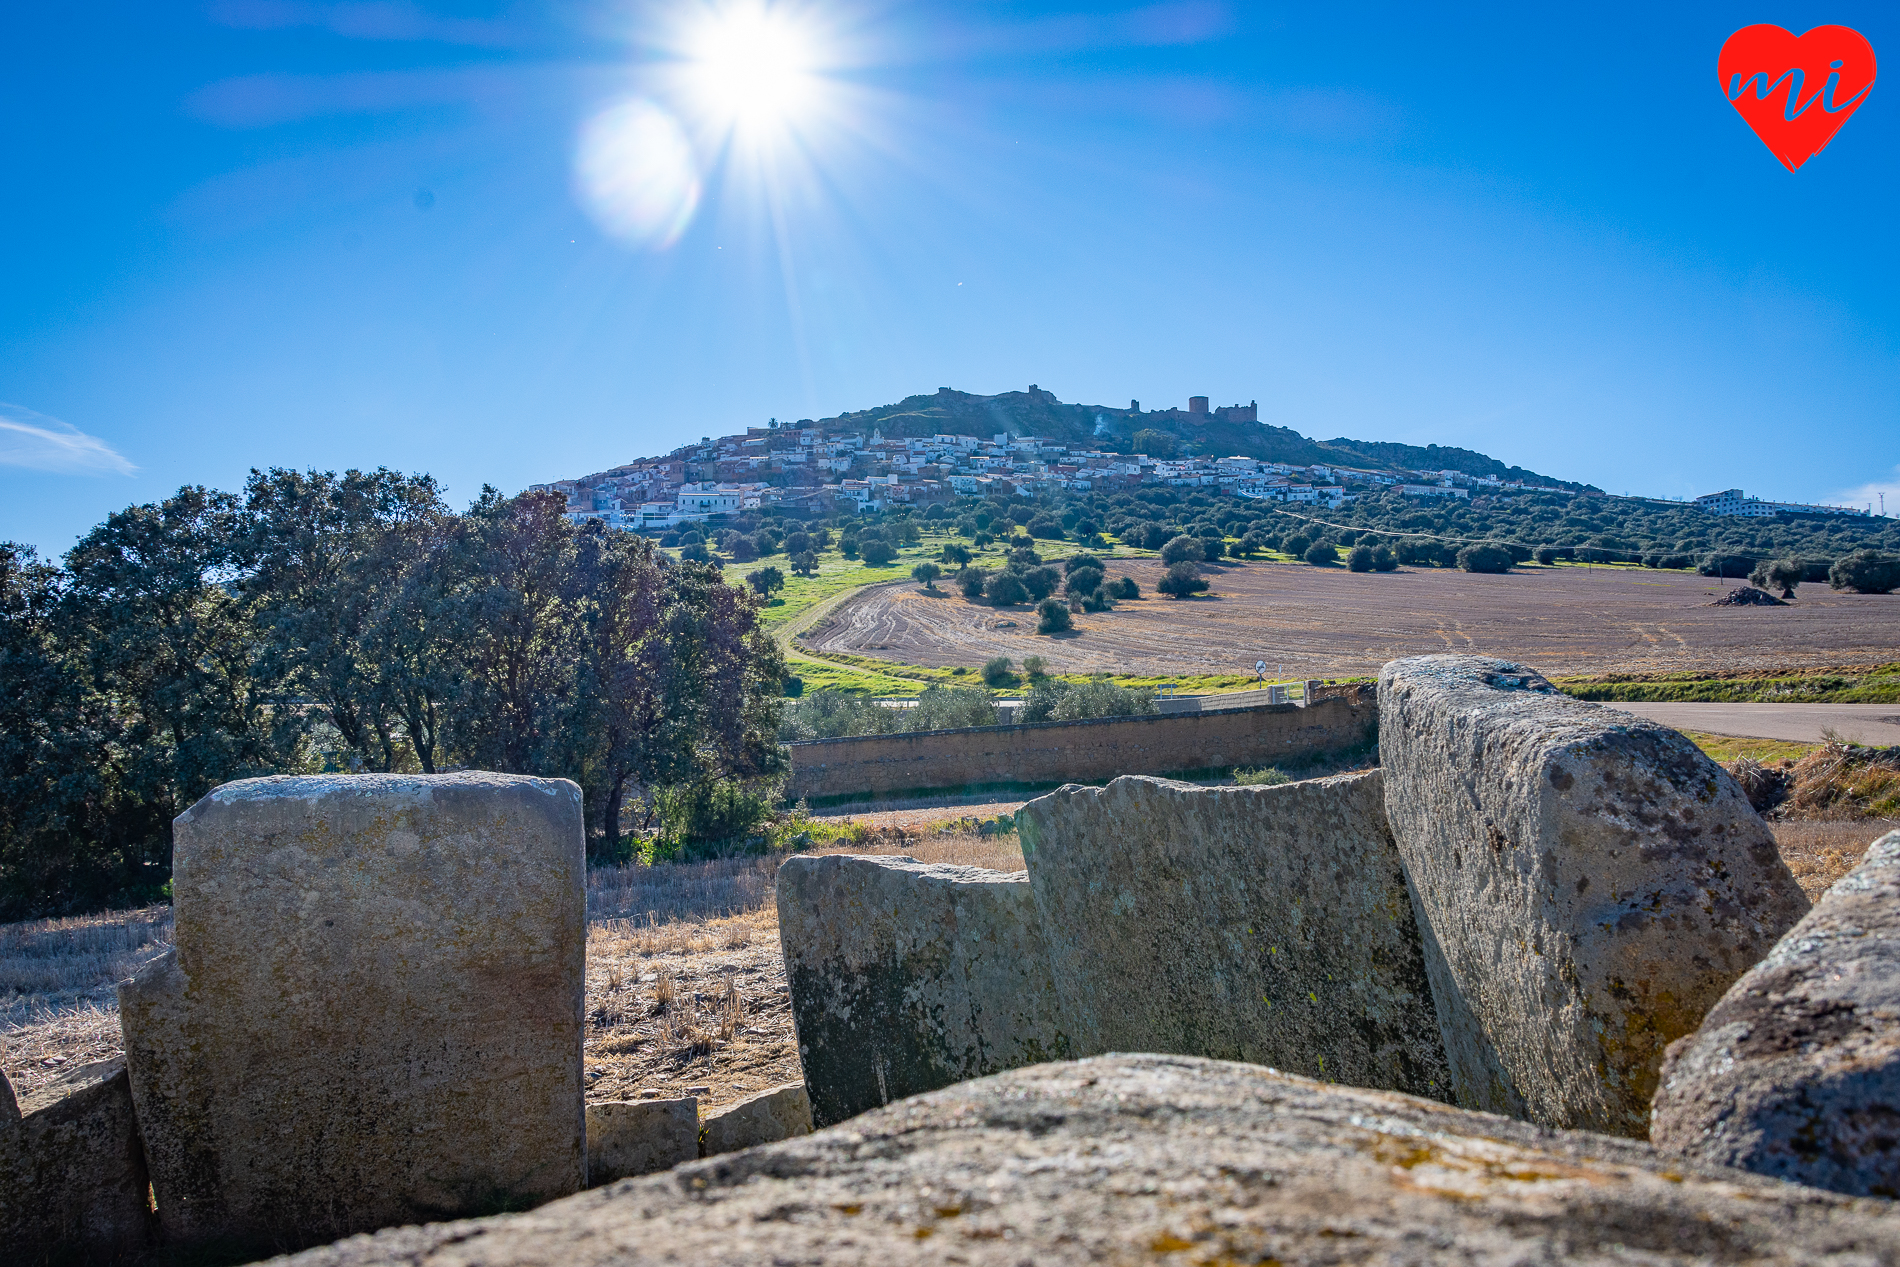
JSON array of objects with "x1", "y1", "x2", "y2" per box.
[
  {"x1": 1680, "y1": 731, "x2": 1820, "y2": 765},
  {"x1": 1556, "y1": 665, "x2": 1900, "y2": 705}
]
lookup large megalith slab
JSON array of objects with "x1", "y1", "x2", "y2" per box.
[
  {"x1": 777, "y1": 854, "x2": 1067, "y2": 1129},
  {"x1": 1378, "y1": 655, "x2": 1809, "y2": 1136},
  {"x1": 1652, "y1": 829, "x2": 1900, "y2": 1195},
  {"x1": 268, "y1": 1054, "x2": 1900, "y2": 1267},
  {"x1": 120, "y1": 772, "x2": 586, "y2": 1252},
  {"x1": 1018, "y1": 771, "x2": 1453, "y2": 1101},
  {"x1": 0, "y1": 1057, "x2": 153, "y2": 1261}
]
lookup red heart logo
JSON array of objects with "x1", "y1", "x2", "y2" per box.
[{"x1": 1719, "y1": 24, "x2": 1876, "y2": 170}]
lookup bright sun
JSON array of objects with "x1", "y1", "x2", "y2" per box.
[{"x1": 683, "y1": 4, "x2": 821, "y2": 131}]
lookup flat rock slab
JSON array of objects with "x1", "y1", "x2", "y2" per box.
[
  {"x1": 0, "y1": 1057, "x2": 152, "y2": 1260},
  {"x1": 1379, "y1": 655, "x2": 1810, "y2": 1136},
  {"x1": 266, "y1": 1054, "x2": 1900, "y2": 1267},
  {"x1": 587, "y1": 1100, "x2": 697, "y2": 1185},
  {"x1": 1653, "y1": 829, "x2": 1900, "y2": 1196},
  {"x1": 701, "y1": 1081, "x2": 811, "y2": 1157},
  {"x1": 777, "y1": 854, "x2": 1067, "y2": 1129},
  {"x1": 1018, "y1": 771, "x2": 1452, "y2": 1100},
  {"x1": 122, "y1": 773, "x2": 586, "y2": 1252}
]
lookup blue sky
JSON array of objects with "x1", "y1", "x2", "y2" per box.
[{"x1": 3, "y1": 2, "x2": 1897, "y2": 554}]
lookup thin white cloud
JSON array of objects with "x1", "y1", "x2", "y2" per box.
[
  {"x1": 1834, "y1": 465, "x2": 1900, "y2": 517},
  {"x1": 0, "y1": 404, "x2": 137, "y2": 476},
  {"x1": 206, "y1": 0, "x2": 523, "y2": 48}
]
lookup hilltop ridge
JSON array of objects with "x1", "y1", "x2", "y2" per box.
[{"x1": 805, "y1": 385, "x2": 1596, "y2": 493}]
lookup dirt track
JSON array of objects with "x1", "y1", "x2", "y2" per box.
[{"x1": 802, "y1": 563, "x2": 1900, "y2": 680}]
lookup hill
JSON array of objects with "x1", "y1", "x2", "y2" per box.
[{"x1": 806, "y1": 386, "x2": 1595, "y2": 492}]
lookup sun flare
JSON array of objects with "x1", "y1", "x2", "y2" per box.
[{"x1": 683, "y1": 3, "x2": 822, "y2": 132}]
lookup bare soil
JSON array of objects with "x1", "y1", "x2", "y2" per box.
[{"x1": 803, "y1": 563, "x2": 1900, "y2": 680}]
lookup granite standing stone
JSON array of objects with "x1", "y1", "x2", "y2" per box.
[
  {"x1": 1018, "y1": 771, "x2": 1453, "y2": 1101},
  {"x1": 587, "y1": 1099, "x2": 698, "y2": 1185},
  {"x1": 0, "y1": 1057, "x2": 153, "y2": 1261},
  {"x1": 1378, "y1": 655, "x2": 1810, "y2": 1136},
  {"x1": 1652, "y1": 829, "x2": 1900, "y2": 1195},
  {"x1": 701, "y1": 1081, "x2": 812, "y2": 1157},
  {"x1": 268, "y1": 1054, "x2": 1900, "y2": 1267},
  {"x1": 777, "y1": 854, "x2": 1067, "y2": 1129},
  {"x1": 120, "y1": 772, "x2": 586, "y2": 1252}
]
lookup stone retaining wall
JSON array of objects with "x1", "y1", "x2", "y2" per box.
[{"x1": 784, "y1": 693, "x2": 1376, "y2": 802}]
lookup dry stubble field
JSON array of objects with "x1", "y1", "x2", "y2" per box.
[{"x1": 803, "y1": 561, "x2": 1900, "y2": 680}]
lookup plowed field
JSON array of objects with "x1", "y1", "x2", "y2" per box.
[{"x1": 801, "y1": 562, "x2": 1900, "y2": 680}]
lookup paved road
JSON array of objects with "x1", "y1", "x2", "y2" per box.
[{"x1": 1611, "y1": 702, "x2": 1900, "y2": 747}]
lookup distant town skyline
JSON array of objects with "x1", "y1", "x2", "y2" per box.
[{"x1": 4, "y1": 2, "x2": 1898, "y2": 556}]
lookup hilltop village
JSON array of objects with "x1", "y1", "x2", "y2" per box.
[{"x1": 532, "y1": 392, "x2": 1578, "y2": 532}]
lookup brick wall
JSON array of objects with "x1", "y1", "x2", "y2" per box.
[{"x1": 785, "y1": 696, "x2": 1377, "y2": 803}]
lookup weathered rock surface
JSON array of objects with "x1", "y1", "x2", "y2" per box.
[
  {"x1": 0, "y1": 1057, "x2": 152, "y2": 1261},
  {"x1": 1018, "y1": 771, "x2": 1452, "y2": 1100},
  {"x1": 701, "y1": 1081, "x2": 812, "y2": 1157},
  {"x1": 587, "y1": 1099, "x2": 697, "y2": 1185},
  {"x1": 1653, "y1": 829, "x2": 1900, "y2": 1196},
  {"x1": 268, "y1": 1054, "x2": 1900, "y2": 1267},
  {"x1": 777, "y1": 854, "x2": 1067, "y2": 1129},
  {"x1": 1379, "y1": 655, "x2": 1810, "y2": 1136},
  {"x1": 122, "y1": 773, "x2": 587, "y2": 1252}
]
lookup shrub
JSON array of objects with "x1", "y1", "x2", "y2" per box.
[
  {"x1": 1457, "y1": 543, "x2": 1514, "y2": 574},
  {"x1": 1371, "y1": 545, "x2": 1398, "y2": 572},
  {"x1": 789, "y1": 550, "x2": 818, "y2": 577},
  {"x1": 1020, "y1": 565, "x2": 1062, "y2": 602},
  {"x1": 985, "y1": 571, "x2": 1029, "y2": 605},
  {"x1": 1282, "y1": 533, "x2": 1312, "y2": 557},
  {"x1": 972, "y1": 530, "x2": 995, "y2": 548},
  {"x1": 1534, "y1": 546, "x2": 1557, "y2": 565},
  {"x1": 911, "y1": 561, "x2": 942, "y2": 590},
  {"x1": 1830, "y1": 550, "x2": 1900, "y2": 594},
  {"x1": 1202, "y1": 537, "x2": 1227, "y2": 559},
  {"x1": 1063, "y1": 553, "x2": 1105, "y2": 575},
  {"x1": 1109, "y1": 575, "x2": 1141, "y2": 599},
  {"x1": 906, "y1": 685, "x2": 998, "y2": 730},
  {"x1": 1749, "y1": 558, "x2": 1804, "y2": 599},
  {"x1": 958, "y1": 566, "x2": 989, "y2": 598},
  {"x1": 1157, "y1": 560, "x2": 1209, "y2": 598},
  {"x1": 1021, "y1": 677, "x2": 1156, "y2": 722},
  {"x1": 1036, "y1": 597, "x2": 1072, "y2": 633},
  {"x1": 1022, "y1": 654, "x2": 1048, "y2": 679},
  {"x1": 1131, "y1": 427, "x2": 1177, "y2": 458},
  {"x1": 1080, "y1": 588, "x2": 1114, "y2": 611},
  {"x1": 1134, "y1": 522, "x2": 1174, "y2": 550},
  {"x1": 940, "y1": 543, "x2": 972, "y2": 566},
  {"x1": 783, "y1": 530, "x2": 813, "y2": 556},
  {"x1": 1303, "y1": 542, "x2": 1336, "y2": 566},
  {"x1": 1347, "y1": 544, "x2": 1374, "y2": 572},
  {"x1": 838, "y1": 535, "x2": 859, "y2": 559},
  {"x1": 754, "y1": 528, "x2": 781, "y2": 555},
  {"x1": 860, "y1": 539, "x2": 898, "y2": 567},
  {"x1": 745, "y1": 565, "x2": 785, "y2": 598},
  {"x1": 1699, "y1": 553, "x2": 1758, "y2": 580},
  {"x1": 781, "y1": 674, "x2": 803, "y2": 697},
  {"x1": 679, "y1": 542, "x2": 713, "y2": 563},
  {"x1": 1235, "y1": 532, "x2": 1268, "y2": 558},
  {"x1": 1233, "y1": 767, "x2": 1291, "y2": 786},
  {"x1": 679, "y1": 530, "x2": 705, "y2": 546},
  {"x1": 1160, "y1": 534, "x2": 1206, "y2": 565},
  {"x1": 924, "y1": 503, "x2": 948, "y2": 521},
  {"x1": 653, "y1": 779, "x2": 775, "y2": 862},
  {"x1": 1065, "y1": 566, "x2": 1105, "y2": 598},
  {"x1": 893, "y1": 520, "x2": 922, "y2": 546},
  {"x1": 981, "y1": 656, "x2": 1014, "y2": 686},
  {"x1": 1007, "y1": 543, "x2": 1042, "y2": 566},
  {"x1": 1026, "y1": 516, "x2": 1067, "y2": 540}
]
